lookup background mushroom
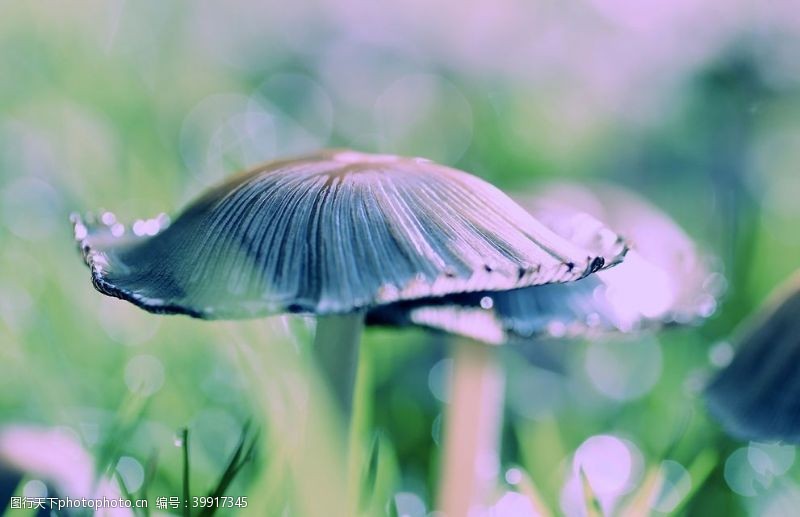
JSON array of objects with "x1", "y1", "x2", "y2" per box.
[
  {"x1": 72, "y1": 149, "x2": 620, "y2": 502},
  {"x1": 526, "y1": 183, "x2": 722, "y2": 329},
  {"x1": 369, "y1": 181, "x2": 719, "y2": 515},
  {"x1": 0, "y1": 425, "x2": 133, "y2": 517},
  {"x1": 705, "y1": 271, "x2": 800, "y2": 442}
]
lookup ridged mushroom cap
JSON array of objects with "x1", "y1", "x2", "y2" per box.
[
  {"x1": 73, "y1": 150, "x2": 623, "y2": 319},
  {"x1": 368, "y1": 181, "x2": 717, "y2": 344}
]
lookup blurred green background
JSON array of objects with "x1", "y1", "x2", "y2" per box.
[{"x1": 1, "y1": 1, "x2": 800, "y2": 515}]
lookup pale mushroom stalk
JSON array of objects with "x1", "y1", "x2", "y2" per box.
[{"x1": 439, "y1": 338, "x2": 505, "y2": 517}]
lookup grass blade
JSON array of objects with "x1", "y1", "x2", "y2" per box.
[
  {"x1": 199, "y1": 423, "x2": 259, "y2": 517},
  {"x1": 507, "y1": 466, "x2": 553, "y2": 517},
  {"x1": 579, "y1": 468, "x2": 604, "y2": 517},
  {"x1": 671, "y1": 449, "x2": 717, "y2": 515},
  {"x1": 618, "y1": 465, "x2": 665, "y2": 517},
  {"x1": 97, "y1": 396, "x2": 149, "y2": 479},
  {"x1": 139, "y1": 450, "x2": 158, "y2": 517},
  {"x1": 359, "y1": 430, "x2": 382, "y2": 510},
  {"x1": 181, "y1": 428, "x2": 190, "y2": 517}
]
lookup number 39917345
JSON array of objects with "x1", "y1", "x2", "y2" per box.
[{"x1": 191, "y1": 496, "x2": 248, "y2": 509}]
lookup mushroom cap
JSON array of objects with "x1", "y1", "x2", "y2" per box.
[
  {"x1": 0, "y1": 425, "x2": 135, "y2": 516},
  {"x1": 0, "y1": 426, "x2": 95, "y2": 500},
  {"x1": 73, "y1": 150, "x2": 624, "y2": 319},
  {"x1": 368, "y1": 181, "x2": 718, "y2": 343},
  {"x1": 705, "y1": 273, "x2": 800, "y2": 442},
  {"x1": 526, "y1": 182, "x2": 720, "y2": 326}
]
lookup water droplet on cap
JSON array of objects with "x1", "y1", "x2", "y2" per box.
[{"x1": 74, "y1": 224, "x2": 88, "y2": 240}]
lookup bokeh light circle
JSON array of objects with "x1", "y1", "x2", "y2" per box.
[
  {"x1": 116, "y1": 456, "x2": 145, "y2": 493},
  {"x1": 650, "y1": 460, "x2": 692, "y2": 513},
  {"x1": 124, "y1": 354, "x2": 165, "y2": 397},
  {"x1": 249, "y1": 73, "x2": 334, "y2": 154},
  {"x1": 374, "y1": 73, "x2": 473, "y2": 164},
  {"x1": 584, "y1": 335, "x2": 662, "y2": 401},
  {"x1": 573, "y1": 435, "x2": 634, "y2": 494},
  {"x1": 428, "y1": 358, "x2": 452, "y2": 403},
  {"x1": 1, "y1": 177, "x2": 62, "y2": 241},
  {"x1": 180, "y1": 94, "x2": 276, "y2": 187},
  {"x1": 23, "y1": 479, "x2": 48, "y2": 498}
]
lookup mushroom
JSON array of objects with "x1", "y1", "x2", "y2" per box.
[
  {"x1": 527, "y1": 183, "x2": 720, "y2": 328},
  {"x1": 368, "y1": 181, "x2": 718, "y2": 515},
  {"x1": 0, "y1": 425, "x2": 133, "y2": 517},
  {"x1": 71, "y1": 150, "x2": 620, "y2": 493},
  {"x1": 705, "y1": 271, "x2": 800, "y2": 442}
]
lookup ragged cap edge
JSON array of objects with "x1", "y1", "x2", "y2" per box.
[{"x1": 71, "y1": 212, "x2": 205, "y2": 318}]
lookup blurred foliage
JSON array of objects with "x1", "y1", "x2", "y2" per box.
[{"x1": 2, "y1": 1, "x2": 800, "y2": 515}]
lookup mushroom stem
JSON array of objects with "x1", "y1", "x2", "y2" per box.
[
  {"x1": 313, "y1": 312, "x2": 368, "y2": 512},
  {"x1": 438, "y1": 338, "x2": 505, "y2": 516},
  {"x1": 313, "y1": 312, "x2": 366, "y2": 416}
]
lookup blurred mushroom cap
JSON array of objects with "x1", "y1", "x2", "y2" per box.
[
  {"x1": 369, "y1": 181, "x2": 718, "y2": 344},
  {"x1": 0, "y1": 425, "x2": 135, "y2": 516},
  {"x1": 0, "y1": 426, "x2": 94, "y2": 499},
  {"x1": 525, "y1": 182, "x2": 721, "y2": 326},
  {"x1": 73, "y1": 150, "x2": 623, "y2": 319},
  {"x1": 705, "y1": 272, "x2": 800, "y2": 442}
]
